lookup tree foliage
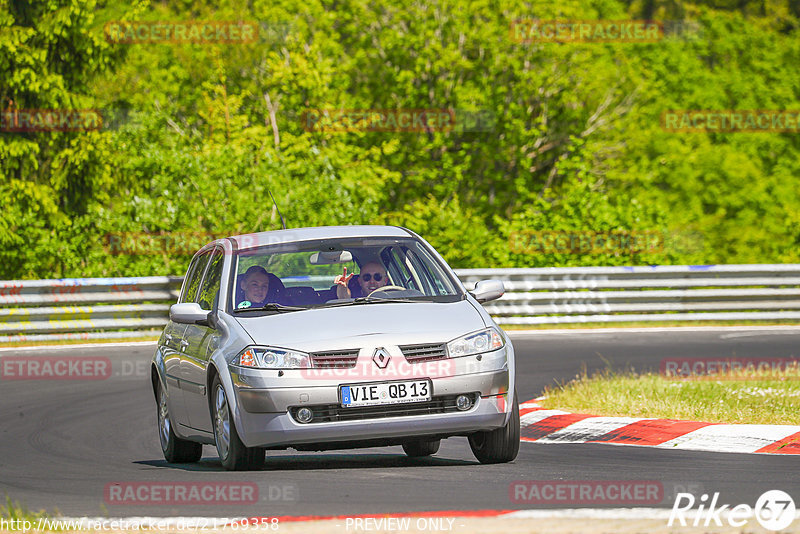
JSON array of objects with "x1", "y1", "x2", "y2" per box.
[{"x1": 1, "y1": 0, "x2": 799, "y2": 278}]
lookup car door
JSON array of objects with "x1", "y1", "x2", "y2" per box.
[
  {"x1": 170, "y1": 250, "x2": 211, "y2": 429},
  {"x1": 180, "y1": 246, "x2": 224, "y2": 432},
  {"x1": 160, "y1": 319, "x2": 188, "y2": 423}
]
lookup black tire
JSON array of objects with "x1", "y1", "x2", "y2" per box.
[
  {"x1": 157, "y1": 381, "x2": 202, "y2": 463},
  {"x1": 402, "y1": 439, "x2": 441, "y2": 457},
  {"x1": 211, "y1": 376, "x2": 264, "y2": 471},
  {"x1": 468, "y1": 392, "x2": 520, "y2": 464}
]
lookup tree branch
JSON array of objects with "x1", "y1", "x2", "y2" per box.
[{"x1": 264, "y1": 92, "x2": 280, "y2": 150}]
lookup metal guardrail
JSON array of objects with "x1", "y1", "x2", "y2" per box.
[
  {"x1": 458, "y1": 265, "x2": 800, "y2": 325},
  {"x1": 2, "y1": 265, "x2": 800, "y2": 342},
  {"x1": 0, "y1": 277, "x2": 182, "y2": 343}
]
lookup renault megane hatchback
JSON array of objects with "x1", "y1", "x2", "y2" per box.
[{"x1": 151, "y1": 225, "x2": 518, "y2": 470}]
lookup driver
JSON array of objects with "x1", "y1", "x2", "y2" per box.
[{"x1": 334, "y1": 262, "x2": 389, "y2": 299}]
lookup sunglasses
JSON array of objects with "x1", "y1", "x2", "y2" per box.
[{"x1": 360, "y1": 273, "x2": 383, "y2": 282}]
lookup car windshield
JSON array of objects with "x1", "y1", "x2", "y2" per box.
[{"x1": 231, "y1": 236, "x2": 463, "y2": 312}]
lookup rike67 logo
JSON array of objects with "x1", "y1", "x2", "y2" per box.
[{"x1": 669, "y1": 490, "x2": 796, "y2": 531}]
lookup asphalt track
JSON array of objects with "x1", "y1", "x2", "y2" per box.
[{"x1": 0, "y1": 327, "x2": 798, "y2": 517}]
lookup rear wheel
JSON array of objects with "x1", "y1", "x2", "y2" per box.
[
  {"x1": 402, "y1": 439, "x2": 440, "y2": 457},
  {"x1": 212, "y1": 376, "x2": 265, "y2": 471},
  {"x1": 157, "y1": 382, "x2": 202, "y2": 463},
  {"x1": 468, "y1": 393, "x2": 520, "y2": 464}
]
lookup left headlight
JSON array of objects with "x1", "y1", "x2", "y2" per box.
[
  {"x1": 234, "y1": 346, "x2": 311, "y2": 369},
  {"x1": 447, "y1": 327, "x2": 504, "y2": 358}
]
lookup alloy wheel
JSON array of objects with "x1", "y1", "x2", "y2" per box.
[{"x1": 214, "y1": 385, "x2": 231, "y2": 459}]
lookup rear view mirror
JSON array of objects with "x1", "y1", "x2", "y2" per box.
[
  {"x1": 309, "y1": 250, "x2": 353, "y2": 264},
  {"x1": 470, "y1": 279, "x2": 505, "y2": 304}
]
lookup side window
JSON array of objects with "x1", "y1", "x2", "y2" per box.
[
  {"x1": 383, "y1": 247, "x2": 415, "y2": 289},
  {"x1": 405, "y1": 249, "x2": 436, "y2": 294},
  {"x1": 413, "y1": 243, "x2": 456, "y2": 294},
  {"x1": 197, "y1": 249, "x2": 224, "y2": 310},
  {"x1": 179, "y1": 256, "x2": 201, "y2": 303},
  {"x1": 180, "y1": 251, "x2": 211, "y2": 304}
]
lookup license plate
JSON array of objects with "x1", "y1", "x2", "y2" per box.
[{"x1": 340, "y1": 380, "x2": 431, "y2": 407}]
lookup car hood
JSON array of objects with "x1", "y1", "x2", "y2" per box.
[{"x1": 235, "y1": 299, "x2": 486, "y2": 352}]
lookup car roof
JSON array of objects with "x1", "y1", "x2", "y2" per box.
[{"x1": 227, "y1": 225, "x2": 414, "y2": 251}]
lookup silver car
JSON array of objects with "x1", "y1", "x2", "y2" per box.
[{"x1": 151, "y1": 225, "x2": 518, "y2": 470}]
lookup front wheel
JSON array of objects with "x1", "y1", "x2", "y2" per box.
[
  {"x1": 157, "y1": 381, "x2": 202, "y2": 463},
  {"x1": 212, "y1": 376, "x2": 265, "y2": 471},
  {"x1": 402, "y1": 439, "x2": 440, "y2": 457},
  {"x1": 468, "y1": 393, "x2": 520, "y2": 464}
]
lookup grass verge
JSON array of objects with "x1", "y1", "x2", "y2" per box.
[
  {"x1": 0, "y1": 495, "x2": 56, "y2": 530},
  {"x1": 540, "y1": 368, "x2": 800, "y2": 425}
]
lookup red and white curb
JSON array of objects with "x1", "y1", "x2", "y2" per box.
[{"x1": 519, "y1": 399, "x2": 800, "y2": 454}]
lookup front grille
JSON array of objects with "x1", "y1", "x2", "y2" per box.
[
  {"x1": 310, "y1": 349, "x2": 360, "y2": 368},
  {"x1": 400, "y1": 343, "x2": 447, "y2": 363},
  {"x1": 289, "y1": 393, "x2": 479, "y2": 424}
]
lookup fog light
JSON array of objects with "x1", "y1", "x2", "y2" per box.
[
  {"x1": 456, "y1": 394, "x2": 472, "y2": 411},
  {"x1": 296, "y1": 407, "x2": 313, "y2": 423}
]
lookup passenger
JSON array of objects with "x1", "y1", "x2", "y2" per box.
[
  {"x1": 237, "y1": 266, "x2": 289, "y2": 308},
  {"x1": 334, "y1": 262, "x2": 389, "y2": 299}
]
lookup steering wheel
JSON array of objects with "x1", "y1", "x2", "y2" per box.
[{"x1": 367, "y1": 285, "x2": 407, "y2": 297}]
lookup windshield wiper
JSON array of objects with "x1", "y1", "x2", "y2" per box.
[
  {"x1": 233, "y1": 303, "x2": 307, "y2": 313},
  {"x1": 320, "y1": 296, "x2": 423, "y2": 308}
]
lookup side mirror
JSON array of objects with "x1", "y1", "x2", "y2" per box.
[
  {"x1": 170, "y1": 302, "x2": 210, "y2": 326},
  {"x1": 470, "y1": 279, "x2": 505, "y2": 304}
]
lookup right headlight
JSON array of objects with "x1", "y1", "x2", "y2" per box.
[
  {"x1": 447, "y1": 327, "x2": 504, "y2": 358},
  {"x1": 234, "y1": 346, "x2": 311, "y2": 369}
]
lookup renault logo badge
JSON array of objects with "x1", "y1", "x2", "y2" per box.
[{"x1": 372, "y1": 348, "x2": 391, "y2": 369}]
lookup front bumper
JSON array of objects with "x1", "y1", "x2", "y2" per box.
[
  {"x1": 234, "y1": 388, "x2": 509, "y2": 448},
  {"x1": 229, "y1": 348, "x2": 510, "y2": 448}
]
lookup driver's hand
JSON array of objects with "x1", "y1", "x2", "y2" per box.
[{"x1": 334, "y1": 266, "x2": 354, "y2": 299}]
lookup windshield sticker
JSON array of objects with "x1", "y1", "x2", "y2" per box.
[{"x1": 237, "y1": 300, "x2": 252, "y2": 309}]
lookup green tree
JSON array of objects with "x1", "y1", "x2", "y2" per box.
[{"x1": 0, "y1": 0, "x2": 120, "y2": 277}]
